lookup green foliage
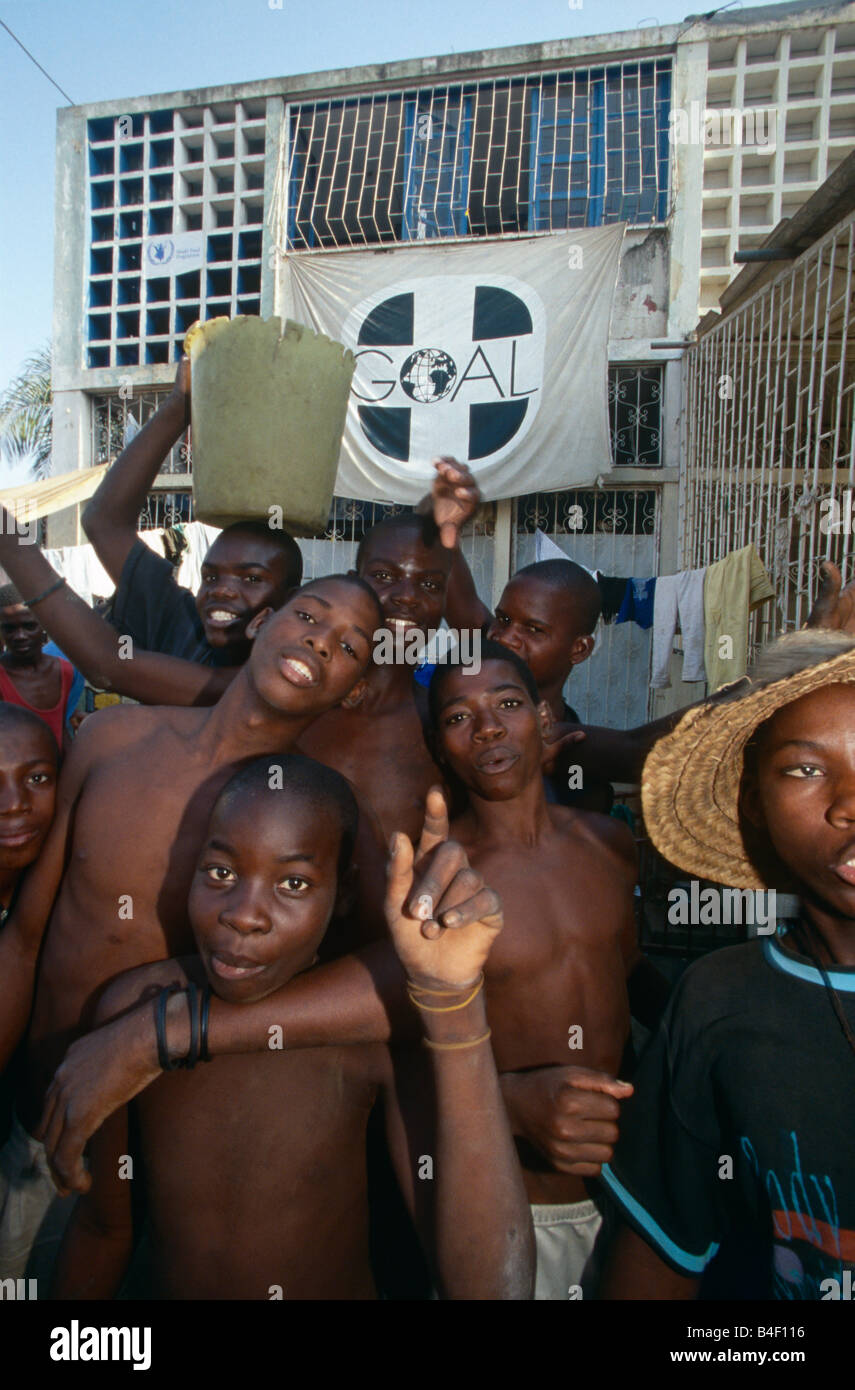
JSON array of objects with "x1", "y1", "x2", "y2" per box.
[{"x1": 0, "y1": 345, "x2": 52, "y2": 480}]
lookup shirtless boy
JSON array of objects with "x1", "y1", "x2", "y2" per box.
[
  {"x1": 0, "y1": 706, "x2": 58, "y2": 917},
  {"x1": 53, "y1": 754, "x2": 533, "y2": 1300},
  {"x1": 425, "y1": 641, "x2": 673, "y2": 1295},
  {"x1": 0, "y1": 706, "x2": 60, "y2": 1257},
  {"x1": 41, "y1": 645, "x2": 668, "y2": 1299},
  {"x1": 82, "y1": 358, "x2": 303, "y2": 667},
  {"x1": 297, "y1": 513, "x2": 456, "y2": 842},
  {"x1": 0, "y1": 572, "x2": 383, "y2": 1279},
  {"x1": 433, "y1": 459, "x2": 688, "y2": 792}
]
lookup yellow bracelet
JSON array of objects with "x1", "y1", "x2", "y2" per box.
[
  {"x1": 423, "y1": 1028, "x2": 492, "y2": 1052},
  {"x1": 406, "y1": 975, "x2": 484, "y2": 1013}
]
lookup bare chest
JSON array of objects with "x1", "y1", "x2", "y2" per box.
[
  {"x1": 473, "y1": 843, "x2": 632, "y2": 1072},
  {"x1": 299, "y1": 703, "x2": 441, "y2": 840}
]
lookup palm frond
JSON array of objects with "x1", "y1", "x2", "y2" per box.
[{"x1": 0, "y1": 345, "x2": 52, "y2": 481}]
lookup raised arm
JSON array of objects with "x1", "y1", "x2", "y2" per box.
[
  {"x1": 82, "y1": 359, "x2": 190, "y2": 585},
  {"x1": 381, "y1": 826, "x2": 535, "y2": 1299},
  {"x1": 544, "y1": 707, "x2": 692, "y2": 786},
  {"x1": 0, "y1": 514, "x2": 233, "y2": 706},
  {"x1": 417, "y1": 458, "x2": 491, "y2": 632}
]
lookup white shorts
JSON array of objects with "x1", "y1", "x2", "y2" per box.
[
  {"x1": 531, "y1": 1198, "x2": 603, "y2": 1301},
  {"x1": 0, "y1": 1112, "x2": 76, "y2": 1286}
]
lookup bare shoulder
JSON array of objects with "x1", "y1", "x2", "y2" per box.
[
  {"x1": 94, "y1": 956, "x2": 193, "y2": 1026},
  {"x1": 554, "y1": 806, "x2": 638, "y2": 877},
  {"x1": 75, "y1": 700, "x2": 164, "y2": 752}
]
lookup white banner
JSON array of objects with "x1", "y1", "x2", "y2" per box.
[
  {"x1": 281, "y1": 228, "x2": 624, "y2": 502},
  {"x1": 143, "y1": 231, "x2": 205, "y2": 279}
]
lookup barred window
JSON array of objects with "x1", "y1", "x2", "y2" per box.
[
  {"x1": 138, "y1": 490, "x2": 194, "y2": 530},
  {"x1": 515, "y1": 488, "x2": 657, "y2": 537},
  {"x1": 287, "y1": 60, "x2": 672, "y2": 250},
  {"x1": 92, "y1": 390, "x2": 191, "y2": 476},
  {"x1": 608, "y1": 365, "x2": 664, "y2": 467}
]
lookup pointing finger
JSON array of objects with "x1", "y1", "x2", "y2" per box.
[{"x1": 416, "y1": 786, "x2": 450, "y2": 861}]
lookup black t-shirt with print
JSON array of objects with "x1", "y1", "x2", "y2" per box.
[
  {"x1": 601, "y1": 931, "x2": 855, "y2": 1300},
  {"x1": 110, "y1": 538, "x2": 232, "y2": 667}
]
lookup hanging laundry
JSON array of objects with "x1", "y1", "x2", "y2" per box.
[
  {"x1": 176, "y1": 521, "x2": 222, "y2": 594},
  {"x1": 651, "y1": 569, "x2": 706, "y2": 688},
  {"x1": 43, "y1": 542, "x2": 115, "y2": 607},
  {"x1": 616, "y1": 577, "x2": 657, "y2": 630},
  {"x1": 703, "y1": 544, "x2": 775, "y2": 692},
  {"x1": 598, "y1": 575, "x2": 630, "y2": 624}
]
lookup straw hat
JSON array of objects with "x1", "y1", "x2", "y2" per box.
[{"x1": 642, "y1": 630, "x2": 855, "y2": 890}]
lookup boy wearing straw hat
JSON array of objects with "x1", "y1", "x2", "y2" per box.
[{"x1": 601, "y1": 629, "x2": 855, "y2": 1300}]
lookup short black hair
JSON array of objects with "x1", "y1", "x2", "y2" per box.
[
  {"x1": 428, "y1": 638, "x2": 541, "y2": 729},
  {"x1": 0, "y1": 583, "x2": 25, "y2": 609},
  {"x1": 214, "y1": 753, "x2": 359, "y2": 880},
  {"x1": 220, "y1": 520, "x2": 304, "y2": 589},
  {"x1": 513, "y1": 559, "x2": 601, "y2": 635},
  {"x1": 355, "y1": 511, "x2": 442, "y2": 572},
  {"x1": 0, "y1": 703, "x2": 59, "y2": 761},
  {"x1": 299, "y1": 572, "x2": 384, "y2": 631}
]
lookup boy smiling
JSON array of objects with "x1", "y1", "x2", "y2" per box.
[{"x1": 603, "y1": 630, "x2": 855, "y2": 1300}]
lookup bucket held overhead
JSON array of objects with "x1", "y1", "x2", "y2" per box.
[{"x1": 184, "y1": 315, "x2": 355, "y2": 534}]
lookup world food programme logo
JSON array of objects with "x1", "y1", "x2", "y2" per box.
[
  {"x1": 341, "y1": 275, "x2": 546, "y2": 472},
  {"x1": 146, "y1": 238, "x2": 174, "y2": 268}
]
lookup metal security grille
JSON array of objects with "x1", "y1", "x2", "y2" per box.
[
  {"x1": 609, "y1": 365, "x2": 663, "y2": 466},
  {"x1": 284, "y1": 59, "x2": 672, "y2": 250},
  {"x1": 513, "y1": 488, "x2": 659, "y2": 728},
  {"x1": 92, "y1": 390, "x2": 191, "y2": 475},
  {"x1": 681, "y1": 208, "x2": 855, "y2": 656}
]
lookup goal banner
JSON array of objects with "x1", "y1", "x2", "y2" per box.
[{"x1": 281, "y1": 227, "x2": 624, "y2": 503}]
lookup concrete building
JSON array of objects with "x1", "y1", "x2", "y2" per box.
[{"x1": 48, "y1": 0, "x2": 855, "y2": 727}]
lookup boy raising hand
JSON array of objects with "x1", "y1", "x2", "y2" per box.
[{"x1": 52, "y1": 761, "x2": 533, "y2": 1300}]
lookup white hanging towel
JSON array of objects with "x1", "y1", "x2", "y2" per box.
[{"x1": 651, "y1": 569, "x2": 706, "y2": 688}]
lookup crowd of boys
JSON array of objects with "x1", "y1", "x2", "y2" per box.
[{"x1": 0, "y1": 358, "x2": 852, "y2": 1301}]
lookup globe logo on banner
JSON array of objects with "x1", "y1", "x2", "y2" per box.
[
  {"x1": 341, "y1": 275, "x2": 546, "y2": 472},
  {"x1": 400, "y1": 349, "x2": 457, "y2": 403}
]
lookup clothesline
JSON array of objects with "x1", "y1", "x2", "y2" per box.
[{"x1": 592, "y1": 544, "x2": 774, "y2": 692}]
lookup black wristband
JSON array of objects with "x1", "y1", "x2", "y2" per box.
[
  {"x1": 23, "y1": 577, "x2": 66, "y2": 608},
  {"x1": 183, "y1": 980, "x2": 199, "y2": 1070},
  {"x1": 199, "y1": 983, "x2": 212, "y2": 1062},
  {"x1": 155, "y1": 984, "x2": 185, "y2": 1072}
]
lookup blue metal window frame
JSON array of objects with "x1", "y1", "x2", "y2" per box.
[
  {"x1": 528, "y1": 59, "x2": 670, "y2": 230},
  {"x1": 402, "y1": 91, "x2": 473, "y2": 240}
]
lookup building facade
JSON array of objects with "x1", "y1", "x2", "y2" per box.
[{"x1": 49, "y1": 0, "x2": 855, "y2": 726}]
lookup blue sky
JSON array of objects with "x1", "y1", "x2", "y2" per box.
[{"x1": 0, "y1": 0, "x2": 765, "y2": 393}]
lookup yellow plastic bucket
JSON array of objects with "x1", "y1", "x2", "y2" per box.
[{"x1": 184, "y1": 315, "x2": 355, "y2": 534}]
